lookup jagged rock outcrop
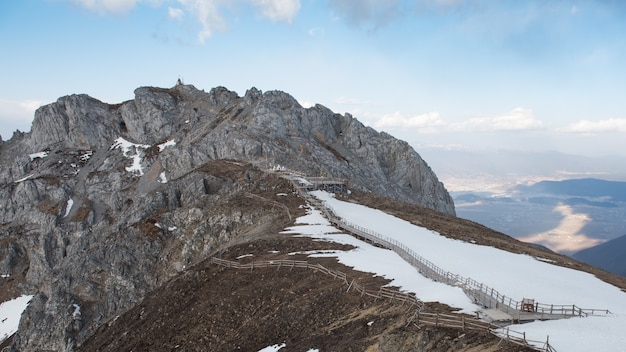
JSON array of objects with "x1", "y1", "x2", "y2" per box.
[{"x1": 0, "y1": 83, "x2": 454, "y2": 351}]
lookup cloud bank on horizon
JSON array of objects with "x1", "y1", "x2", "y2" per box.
[{"x1": 1, "y1": 0, "x2": 625, "y2": 156}]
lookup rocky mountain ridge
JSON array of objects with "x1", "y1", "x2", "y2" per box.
[
  {"x1": 3, "y1": 84, "x2": 455, "y2": 215},
  {"x1": 0, "y1": 83, "x2": 454, "y2": 351}
]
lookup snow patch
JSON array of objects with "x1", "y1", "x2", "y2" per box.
[
  {"x1": 14, "y1": 174, "x2": 33, "y2": 183},
  {"x1": 29, "y1": 151, "x2": 49, "y2": 161},
  {"x1": 158, "y1": 139, "x2": 176, "y2": 152},
  {"x1": 257, "y1": 343, "x2": 286, "y2": 352},
  {"x1": 0, "y1": 274, "x2": 9, "y2": 278},
  {"x1": 64, "y1": 198, "x2": 74, "y2": 218},
  {"x1": 158, "y1": 171, "x2": 168, "y2": 184},
  {"x1": 283, "y1": 208, "x2": 477, "y2": 313},
  {"x1": 80, "y1": 150, "x2": 93, "y2": 162},
  {"x1": 71, "y1": 304, "x2": 81, "y2": 318},
  {"x1": 0, "y1": 295, "x2": 34, "y2": 343},
  {"x1": 276, "y1": 193, "x2": 288, "y2": 196},
  {"x1": 168, "y1": 226, "x2": 177, "y2": 231},
  {"x1": 271, "y1": 164, "x2": 286, "y2": 172},
  {"x1": 111, "y1": 137, "x2": 150, "y2": 176},
  {"x1": 236, "y1": 254, "x2": 254, "y2": 259}
]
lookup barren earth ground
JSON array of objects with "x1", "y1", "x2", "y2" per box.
[{"x1": 77, "y1": 236, "x2": 533, "y2": 352}]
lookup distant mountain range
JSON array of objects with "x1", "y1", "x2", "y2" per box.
[
  {"x1": 515, "y1": 178, "x2": 626, "y2": 203},
  {"x1": 573, "y1": 234, "x2": 626, "y2": 277}
]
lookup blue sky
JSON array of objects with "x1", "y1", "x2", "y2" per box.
[{"x1": 1, "y1": 0, "x2": 625, "y2": 156}]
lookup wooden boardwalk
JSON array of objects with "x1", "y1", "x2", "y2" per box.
[
  {"x1": 271, "y1": 170, "x2": 619, "y2": 351},
  {"x1": 210, "y1": 257, "x2": 555, "y2": 352},
  {"x1": 289, "y1": 181, "x2": 610, "y2": 322}
]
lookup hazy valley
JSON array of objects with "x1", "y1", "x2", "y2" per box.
[{"x1": 420, "y1": 148, "x2": 626, "y2": 275}]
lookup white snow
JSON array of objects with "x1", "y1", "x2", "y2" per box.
[
  {"x1": 282, "y1": 208, "x2": 477, "y2": 313},
  {"x1": 1, "y1": 274, "x2": 9, "y2": 278},
  {"x1": 111, "y1": 137, "x2": 150, "y2": 176},
  {"x1": 158, "y1": 171, "x2": 168, "y2": 184},
  {"x1": 311, "y1": 191, "x2": 626, "y2": 313},
  {"x1": 168, "y1": 226, "x2": 178, "y2": 231},
  {"x1": 14, "y1": 174, "x2": 33, "y2": 183},
  {"x1": 80, "y1": 150, "x2": 93, "y2": 162},
  {"x1": 71, "y1": 304, "x2": 81, "y2": 318},
  {"x1": 64, "y1": 198, "x2": 74, "y2": 217},
  {"x1": 158, "y1": 139, "x2": 176, "y2": 152},
  {"x1": 257, "y1": 342, "x2": 285, "y2": 352},
  {"x1": 28, "y1": 151, "x2": 49, "y2": 160},
  {"x1": 236, "y1": 254, "x2": 254, "y2": 259},
  {"x1": 282, "y1": 191, "x2": 626, "y2": 352},
  {"x1": 0, "y1": 295, "x2": 34, "y2": 343}
]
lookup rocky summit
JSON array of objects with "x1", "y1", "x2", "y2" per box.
[{"x1": 0, "y1": 83, "x2": 454, "y2": 351}]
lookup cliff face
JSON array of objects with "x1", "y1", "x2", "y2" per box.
[
  {"x1": 0, "y1": 84, "x2": 454, "y2": 351},
  {"x1": 19, "y1": 84, "x2": 454, "y2": 214}
]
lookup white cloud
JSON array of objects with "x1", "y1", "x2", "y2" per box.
[
  {"x1": 328, "y1": 0, "x2": 404, "y2": 29},
  {"x1": 570, "y1": 5, "x2": 579, "y2": 15},
  {"x1": 298, "y1": 100, "x2": 313, "y2": 108},
  {"x1": 168, "y1": 6, "x2": 184, "y2": 20},
  {"x1": 562, "y1": 118, "x2": 626, "y2": 134},
  {"x1": 452, "y1": 108, "x2": 543, "y2": 132},
  {"x1": 176, "y1": 0, "x2": 300, "y2": 42},
  {"x1": 251, "y1": 0, "x2": 300, "y2": 23},
  {"x1": 369, "y1": 107, "x2": 543, "y2": 135},
  {"x1": 70, "y1": 0, "x2": 300, "y2": 42},
  {"x1": 0, "y1": 99, "x2": 44, "y2": 138},
  {"x1": 374, "y1": 111, "x2": 445, "y2": 133},
  {"x1": 177, "y1": 0, "x2": 227, "y2": 43}
]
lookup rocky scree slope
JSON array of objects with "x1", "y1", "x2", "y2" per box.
[{"x1": 0, "y1": 84, "x2": 453, "y2": 351}]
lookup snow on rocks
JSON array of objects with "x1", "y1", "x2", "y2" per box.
[
  {"x1": 64, "y1": 198, "x2": 74, "y2": 217},
  {"x1": 79, "y1": 150, "x2": 93, "y2": 162},
  {"x1": 0, "y1": 295, "x2": 34, "y2": 343},
  {"x1": 158, "y1": 139, "x2": 176, "y2": 152},
  {"x1": 257, "y1": 342, "x2": 285, "y2": 352},
  {"x1": 110, "y1": 137, "x2": 150, "y2": 176},
  {"x1": 28, "y1": 151, "x2": 49, "y2": 161},
  {"x1": 14, "y1": 174, "x2": 33, "y2": 183}
]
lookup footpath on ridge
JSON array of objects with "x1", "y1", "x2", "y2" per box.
[{"x1": 274, "y1": 170, "x2": 613, "y2": 352}]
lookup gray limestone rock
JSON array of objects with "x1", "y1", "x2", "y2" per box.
[{"x1": 0, "y1": 83, "x2": 455, "y2": 351}]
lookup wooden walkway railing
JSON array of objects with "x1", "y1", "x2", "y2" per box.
[
  {"x1": 296, "y1": 188, "x2": 610, "y2": 320},
  {"x1": 210, "y1": 257, "x2": 555, "y2": 352},
  {"x1": 210, "y1": 257, "x2": 424, "y2": 311}
]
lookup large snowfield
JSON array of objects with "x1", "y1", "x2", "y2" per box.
[{"x1": 282, "y1": 191, "x2": 626, "y2": 352}]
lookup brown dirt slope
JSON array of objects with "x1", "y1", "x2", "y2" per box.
[{"x1": 77, "y1": 236, "x2": 532, "y2": 352}]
